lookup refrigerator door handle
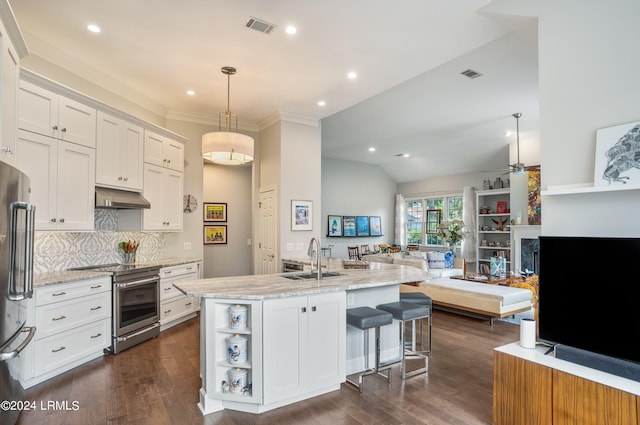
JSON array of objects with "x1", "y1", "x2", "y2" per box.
[
  {"x1": 0, "y1": 326, "x2": 36, "y2": 361},
  {"x1": 8, "y1": 201, "x2": 36, "y2": 301}
]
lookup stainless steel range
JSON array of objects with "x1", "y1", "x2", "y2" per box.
[{"x1": 72, "y1": 263, "x2": 161, "y2": 354}]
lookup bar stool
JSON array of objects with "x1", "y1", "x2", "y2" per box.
[
  {"x1": 377, "y1": 301, "x2": 430, "y2": 379},
  {"x1": 346, "y1": 306, "x2": 393, "y2": 392},
  {"x1": 399, "y1": 292, "x2": 432, "y2": 354}
]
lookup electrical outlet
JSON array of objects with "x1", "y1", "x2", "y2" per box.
[
  {"x1": 287, "y1": 243, "x2": 294, "y2": 251},
  {"x1": 347, "y1": 293, "x2": 355, "y2": 306},
  {"x1": 183, "y1": 242, "x2": 192, "y2": 250},
  {"x1": 296, "y1": 242, "x2": 304, "y2": 251}
]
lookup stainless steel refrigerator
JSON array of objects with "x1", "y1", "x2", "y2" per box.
[{"x1": 0, "y1": 161, "x2": 36, "y2": 425}]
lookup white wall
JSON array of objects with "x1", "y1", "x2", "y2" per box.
[
  {"x1": 538, "y1": 0, "x2": 640, "y2": 237},
  {"x1": 322, "y1": 159, "x2": 397, "y2": 258}
]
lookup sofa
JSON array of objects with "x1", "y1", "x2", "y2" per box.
[{"x1": 361, "y1": 251, "x2": 465, "y2": 278}]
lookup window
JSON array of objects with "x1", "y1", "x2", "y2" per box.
[{"x1": 405, "y1": 195, "x2": 463, "y2": 247}]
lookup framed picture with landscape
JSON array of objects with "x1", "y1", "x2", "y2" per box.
[
  {"x1": 342, "y1": 216, "x2": 356, "y2": 237},
  {"x1": 369, "y1": 216, "x2": 382, "y2": 236},
  {"x1": 356, "y1": 216, "x2": 370, "y2": 236}
]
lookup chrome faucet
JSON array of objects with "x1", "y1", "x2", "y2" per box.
[{"x1": 307, "y1": 237, "x2": 322, "y2": 280}]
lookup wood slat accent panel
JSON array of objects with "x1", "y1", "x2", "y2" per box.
[
  {"x1": 553, "y1": 369, "x2": 638, "y2": 425},
  {"x1": 493, "y1": 350, "x2": 553, "y2": 425}
]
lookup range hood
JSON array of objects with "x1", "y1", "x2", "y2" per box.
[{"x1": 95, "y1": 187, "x2": 151, "y2": 209}]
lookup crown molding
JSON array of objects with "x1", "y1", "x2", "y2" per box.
[
  {"x1": 0, "y1": 0, "x2": 28, "y2": 57},
  {"x1": 258, "y1": 111, "x2": 320, "y2": 131}
]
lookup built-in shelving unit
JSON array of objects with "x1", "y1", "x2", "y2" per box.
[{"x1": 476, "y1": 188, "x2": 512, "y2": 275}]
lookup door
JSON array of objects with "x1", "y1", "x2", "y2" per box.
[
  {"x1": 1, "y1": 29, "x2": 19, "y2": 162},
  {"x1": 56, "y1": 141, "x2": 95, "y2": 231},
  {"x1": 259, "y1": 186, "x2": 277, "y2": 274}
]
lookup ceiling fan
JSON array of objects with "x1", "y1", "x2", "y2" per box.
[{"x1": 505, "y1": 112, "x2": 539, "y2": 175}]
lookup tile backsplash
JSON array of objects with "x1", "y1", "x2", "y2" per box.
[{"x1": 33, "y1": 209, "x2": 166, "y2": 274}]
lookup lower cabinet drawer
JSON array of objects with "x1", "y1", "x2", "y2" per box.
[
  {"x1": 160, "y1": 295, "x2": 197, "y2": 323},
  {"x1": 35, "y1": 291, "x2": 111, "y2": 339},
  {"x1": 34, "y1": 318, "x2": 110, "y2": 376}
]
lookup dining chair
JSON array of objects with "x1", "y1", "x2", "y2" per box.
[
  {"x1": 348, "y1": 246, "x2": 361, "y2": 260},
  {"x1": 360, "y1": 244, "x2": 370, "y2": 255}
]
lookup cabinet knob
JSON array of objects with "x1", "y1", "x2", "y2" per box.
[
  {"x1": 118, "y1": 176, "x2": 123, "y2": 180},
  {"x1": 1, "y1": 146, "x2": 12, "y2": 153},
  {"x1": 52, "y1": 125, "x2": 58, "y2": 130},
  {"x1": 50, "y1": 218, "x2": 57, "y2": 223},
  {"x1": 312, "y1": 306, "x2": 317, "y2": 312},
  {"x1": 123, "y1": 177, "x2": 128, "y2": 181},
  {"x1": 301, "y1": 307, "x2": 307, "y2": 313},
  {"x1": 166, "y1": 159, "x2": 171, "y2": 164},
  {"x1": 61, "y1": 128, "x2": 67, "y2": 133},
  {"x1": 59, "y1": 218, "x2": 65, "y2": 223}
]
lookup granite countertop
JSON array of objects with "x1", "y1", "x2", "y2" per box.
[
  {"x1": 33, "y1": 257, "x2": 202, "y2": 287},
  {"x1": 174, "y1": 262, "x2": 427, "y2": 300}
]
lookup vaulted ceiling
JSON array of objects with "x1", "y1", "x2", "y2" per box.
[{"x1": 10, "y1": 0, "x2": 539, "y2": 183}]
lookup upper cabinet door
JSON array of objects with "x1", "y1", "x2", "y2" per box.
[
  {"x1": 0, "y1": 23, "x2": 19, "y2": 163},
  {"x1": 18, "y1": 80, "x2": 58, "y2": 138},
  {"x1": 18, "y1": 80, "x2": 96, "y2": 148},
  {"x1": 144, "y1": 130, "x2": 184, "y2": 172},
  {"x1": 96, "y1": 111, "x2": 143, "y2": 191}
]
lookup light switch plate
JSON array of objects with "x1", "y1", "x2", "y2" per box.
[{"x1": 287, "y1": 243, "x2": 294, "y2": 251}]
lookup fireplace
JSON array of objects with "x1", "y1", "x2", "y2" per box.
[{"x1": 512, "y1": 225, "x2": 541, "y2": 275}]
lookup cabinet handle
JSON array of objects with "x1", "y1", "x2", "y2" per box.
[
  {"x1": 52, "y1": 125, "x2": 58, "y2": 130},
  {"x1": 164, "y1": 309, "x2": 172, "y2": 314},
  {"x1": 52, "y1": 346, "x2": 66, "y2": 353},
  {"x1": 52, "y1": 291, "x2": 67, "y2": 297},
  {"x1": 186, "y1": 267, "x2": 193, "y2": 271},
  {"x1": 50, "y1": 218, "x2": 57, "y2": 223},
  {"x1": 301, "y1": 307, "x2": 306, "y2": 313},
  {"x1": 118, "y1": 176, "x2": 123, "y2": 180},
  {"x1": 165, "y1": 271, "x2": 172, "y2": 275},
  {"x1": 90, "y1": 333, "x2": 102, "y2": 339},
  {"x1": 185, "y1": 302, "x2": 192, "y2": 307},
  {"x1": 59, "y1": 218, "x2": 65, "y2": 223},
  {"x1": 90, "y1": 306, "x2": 102, "y2": 311},
  {"x1": 90, "y1": 285, "x2": 102, "y2": 289},
  {"x1": 52, "y1": 315, "x2": 67, "y2": 321},
  {"x1": 164, "y1": 287, "x2": 172, "y2": 291},
  {"x1": 61, "y1": 128, "x2": 67, "y2": 133},
  {"x1": 312, "y1": 306, "x2": 317, "y2": 312}
]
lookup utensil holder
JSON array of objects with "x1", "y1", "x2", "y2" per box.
[{"x1": 124, "y1": 252, "x2": 136, "y2": 263}]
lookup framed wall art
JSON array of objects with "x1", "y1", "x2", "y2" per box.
[
  {"x1": 291, "y1": 200, "x2": 312, "y2": 231},
  {"x1": 369, "y1": 216, "x2": 382, "y2": 236},
  {"x1": 204, "y1": 225, "x2": 227, "y2": 244},
  {"x1": 327, "y1": 215, "x2": 343, "y2": 237},
  {"x1": 342, "y1": 216, "x2": 356, "y2": 237},
  {"x1": 594, "y1": 120, "x2": 640, "y2": 187},
  {"x1": 203, "y1": 202, "x2": 227, "y2": 222},
  {"x1": 356, "y1": 216, "x2": 370, "y2": 236}
]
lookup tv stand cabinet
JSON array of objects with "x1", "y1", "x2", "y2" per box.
[{"x1": 494, "y1": 343, "x2": 640, "y2": 425}]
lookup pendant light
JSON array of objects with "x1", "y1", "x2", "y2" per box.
[
  {"x1": 511, "y1": 112, "x2": 525, "y2": 175},
  {"x1": 202, "y1": 66, "x2": 254, "y2": 165}
]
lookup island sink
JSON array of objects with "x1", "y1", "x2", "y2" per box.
[{"x1": 280, "y1": 271, "x2": 343, "y2": 280}]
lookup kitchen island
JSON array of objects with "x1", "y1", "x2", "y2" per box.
[{"x1": 175, "y1": 263, "x2": 427, "y2": 415}]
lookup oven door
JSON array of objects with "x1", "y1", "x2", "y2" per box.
[{"x1": 114, "y1": 276, "x2": 160, "y2": 337}]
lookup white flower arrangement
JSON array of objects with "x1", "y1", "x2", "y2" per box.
[{"x1": 436, "y1": 220, "x2": 467, "y2": 246}]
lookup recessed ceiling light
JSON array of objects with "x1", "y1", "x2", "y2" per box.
[
  {"x1": 368, "y1": 147, "x2": 376, "y2": 152},
  {"x1": 285, "y1": 25, "x2": 297, "y2": 35},
  {"x1": 347, "y1": 71, "x2": 357, "y2": 80},
  {"x1": 186, "y1": 90, "x2": 195, "y2": 96},
  {"x1": 317, "y1": 100, "x2": 326, "y2": 107},
  {"x1": 87, "y1": 24, "x2": 101, "y2": 33}
]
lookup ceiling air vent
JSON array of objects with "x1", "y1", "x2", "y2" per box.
[
  {"x1": 245, "y1": 17, "x2": 276, "y2": 34},
  {"x1": 461, "y1": 69, "x2": 482, "y2": 79}
]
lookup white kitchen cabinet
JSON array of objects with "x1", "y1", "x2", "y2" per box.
[
  {"x1": 17, "y1": 276, "x2": 112, "y2": 389},
  {"x1": 15, "y1": 129, "x2": 95, "y2": 231},
  {"x1": 144, "y1": 130, "x2": 184, "y2": 172},
  {"x1": 262, "y1": 292, "x2": 345, "y2": 405},
  {"x1": 0, "y1": 13, "x2": 22, "y2": 164},
  {"x1": 159, "y1": 262, "x2": 200, "y2": 330},
  {"x1": 18, "y1": 80, "x2": 97, "y2": 148},
  {"x1": 96, "y1": 111, "x2": 144, "y2": 191},
  {"x1": 141, "y1": 163, "x2": 183, "y2": 231}
]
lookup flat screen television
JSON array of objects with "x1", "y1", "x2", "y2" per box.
[{"x1": 538, "y1": 236, "x2": 640, "y2": 365}]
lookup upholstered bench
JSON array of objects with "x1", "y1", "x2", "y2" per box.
[{"x1": 400, "y1": 277, "x2": 533, "y2": 322}]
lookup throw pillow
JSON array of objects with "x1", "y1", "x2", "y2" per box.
[
  {"x1": 427, "y1": 251, "x2": 446, "y2": 269},
  {"x1": 427, "y1": 251, "x2": 455, "y2": 269}
]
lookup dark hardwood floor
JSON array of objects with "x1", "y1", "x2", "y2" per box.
[{"x1": 17, "y1": 311, "x2": 519, "y2": 425}]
